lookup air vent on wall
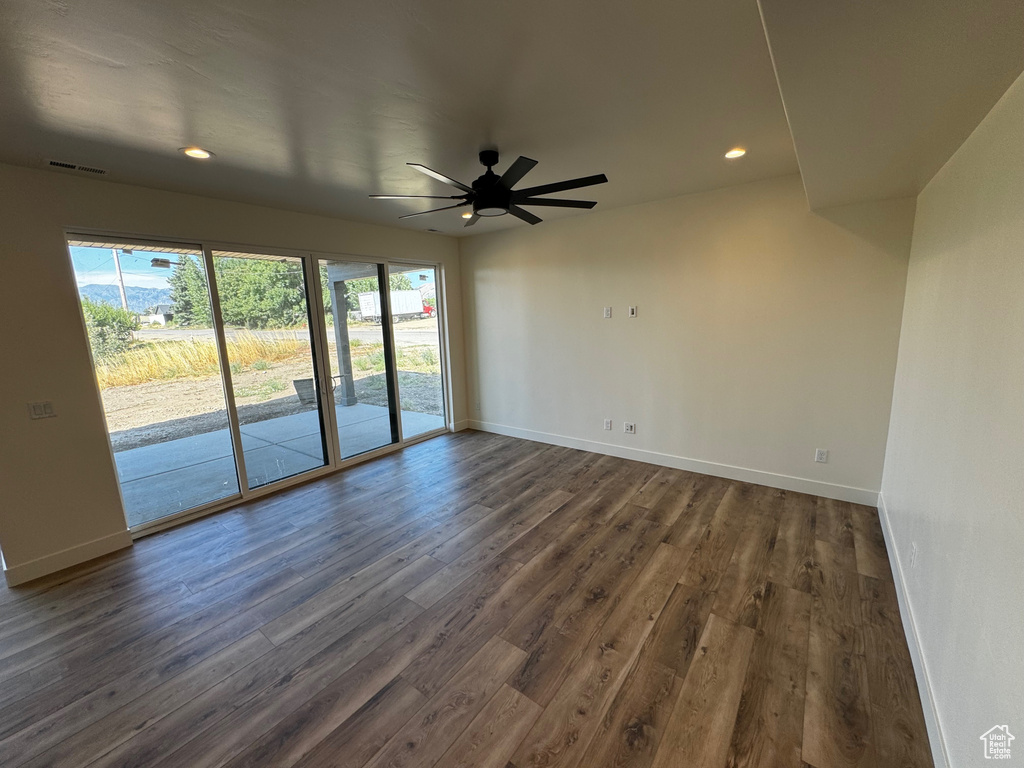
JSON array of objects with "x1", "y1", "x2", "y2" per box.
[{"x1": 46, "y1": 159, "x2": 109, "y2": 176}]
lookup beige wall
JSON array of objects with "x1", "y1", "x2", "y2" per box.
[
  {"x1": 0, "y1": 163, "x2": 464, "y2": 583},
  {"x1": 460, "y1": 175, "x2": 914, "y2": 502},
  {"x1": 880, "y1": 71, "x2": 1024, "y2": 767}
]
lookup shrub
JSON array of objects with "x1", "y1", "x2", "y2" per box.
[{"x1": 82, "y1": 298, "x2": 139, "y2": 360}]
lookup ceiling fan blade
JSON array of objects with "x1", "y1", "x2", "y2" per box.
[
  {"x1": 499, "y1": 156, "x2": 538, "y2": 190},
  {"x1": 515, "y1": 197, "x2": 597, "y2": 209},
  {"x1": 464, "y1": 214, "x2": 480, "y2": 228},
  {"x1": 370, "y1": 194, "x2": 464, "y2": 200},
  {"x1": 408, "y1": 163, "x2": 473, "y2": 193},
  {"x1": 513, "y1": 173, "x2": 608, "y2": 198},
  {"x1": 398, "y1": 203, "x2": 468, "y2": 219},
  {"x1": 507, "y1": 205, "x2": 542, "y2": 225}
]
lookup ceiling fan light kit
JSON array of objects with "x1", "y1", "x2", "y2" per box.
[{"x1": 370, "y1": 150, "x2": 608, "y2": 227}]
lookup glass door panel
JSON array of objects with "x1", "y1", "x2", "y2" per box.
[
  {"x1": 389, "y1": 265, "x2": 447, "y2": 438},
  {"x1": 212, "y1": 250, "x2": 328, "y2": 488},
  {"x1": 67, "y1": 237, "x2": 240, "y2": 527},
  {"x1": 319, "y1": 259, "x2": 399, "y2": 458}
]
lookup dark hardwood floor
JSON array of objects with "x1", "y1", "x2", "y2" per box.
[{"x1": 0, "y1": 431, "x2": 933, "y2": 768}]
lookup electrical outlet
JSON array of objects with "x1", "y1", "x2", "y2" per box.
[
  {"x1": 623, "y1": 422, "x2": 636, "y2": 434},
  {"x1": 628, "y1": 306, "x2": 637, "y2": 318},
  {"x1": 814, "y1": 448, "x2": 828, "y2": 463},
  {"x1": 28, "y1": 401, "x2": 56, "y2": 419},
  {"x1": 603, "y1": 419, "x2": 612, "y2": 430},
  {"x1": 603, "y1": 306, "x2": 612, "y2": 319}
]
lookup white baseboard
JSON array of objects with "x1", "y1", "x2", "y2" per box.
[
  {"x1": 3, "y1": 529, "x2": 133, "y2": 587},
  {"x1": 876, "y1": 493, "x2": 949, "y2": 768},
  {"x1": 466, "y1": 420, "x2": 878, "y2": 505},
  {"x1": 452, "y1": 419, "x2": 471, "y2": 432}
]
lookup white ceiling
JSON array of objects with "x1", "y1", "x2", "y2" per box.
[
  {"x1": 759, "y1": 0, "x2": 1024, "y2": 209},
  {"x1": 0, "y1": 0, "x2": 798, "y2": 235}
]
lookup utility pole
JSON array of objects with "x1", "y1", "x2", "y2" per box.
[{"x1": 111, "y1": 248, "x2": 129, "y2": 312}]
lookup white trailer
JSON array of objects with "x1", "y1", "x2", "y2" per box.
[{"x1": 357, "y1": 290, "x2": 425, "y2": 322}]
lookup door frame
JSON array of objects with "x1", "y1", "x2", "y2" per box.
[
  {"x1": 385, "y1": 260, "x2": 452, "y2": 443},
  {"x1": 205, "y1": 243, "x2": 335, "y2": 497},
  {"x1": 63, "y1": 229, "x2": 453, "y2": 539}
]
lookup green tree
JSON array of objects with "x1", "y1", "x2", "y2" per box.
[
  {"x1": 172, "y1": 258, "x2": 411, "y2": 330},
  {"x1": 343, "y1": 273, "x2": 413, "y2": 311},
  {"x1": 82, "y1": 297, "x2": 138, "y2": 360},
  {"x1": 214, "y1": 258, "x2": 309, "y2": 329},
  {"x1": 319, "y1": 266, "x2": 333, "y2": 325},
  {"x1": 167, "y1": 255, "x2": 212, "y2": 327}
]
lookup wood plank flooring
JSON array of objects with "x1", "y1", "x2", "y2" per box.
[{"x1": 0, "y1": 431, "x2": 933, "y2": 768}]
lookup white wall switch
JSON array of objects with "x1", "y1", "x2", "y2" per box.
[
  {"x1": 628, "y1": 306, "x2": 637, "y2": 318},
  {"x1": 28, "y1": 401, "x2": 56, "y2": 419},
  {"x1": 624, "y1": 422, "x2": 636, "y2": 434},
  {"x1": 603, "y1": 306, "x2": 612, "y2": 319},
  {"x1": 603, "y1": 419, "x2": 612, "y2": 430},
  {"x1": 814, "y1": 448, "x2": 828, "y2": 463}
]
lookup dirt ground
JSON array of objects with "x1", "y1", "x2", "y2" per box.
[{"x1": 104, "y1": 358, "x2": 444, "y2": 451}]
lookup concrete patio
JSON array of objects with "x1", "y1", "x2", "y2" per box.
[{"x1": 114, "y1": 403, "x2": 445, "y2": 527}]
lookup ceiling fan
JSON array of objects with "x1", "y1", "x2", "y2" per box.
[{"x1": 370, "y1": 149, "x2": 608, "y2": 227}]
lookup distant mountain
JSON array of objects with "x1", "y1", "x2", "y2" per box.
[{"x1": 79, "y1": 284, "x2": 172, "y2": 313}]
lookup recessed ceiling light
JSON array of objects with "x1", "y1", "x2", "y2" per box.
[
  {"x1": 725, "y1": 148, "x2": 746, "y2": 159},
  {"x1": 181, "y1": 147, "x2": 213, "y2": 159},
  {"x1": 461, "y1": 212, "x2": 473, "y2": 219}
]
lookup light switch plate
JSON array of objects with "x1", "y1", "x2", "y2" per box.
[{"x1": 28, "y1": 401, "x2": 56, "y2": 419}]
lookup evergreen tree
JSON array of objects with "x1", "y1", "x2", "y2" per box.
[{"x1": 167, "y1": 255, "x2": 212, "y2": 327}]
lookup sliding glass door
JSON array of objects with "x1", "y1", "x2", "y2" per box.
[
  {"x1": 67, "y1": 238, "x2": 240, "y2": 527},
  {"x1": 213, "y1": 250, "x2": 329, "y2": 488},
  {"x1": 318, "y1": 259, "x2": 400, "y2": 459},
  {"x1": 389, "y1": 264, "x2": 447, "y2": 439},
  {"x1": 68, "y1": 236, "x2": 447, "y2": 532}
]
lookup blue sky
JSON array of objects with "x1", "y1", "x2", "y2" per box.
[
  {"x1": 69, "y1": 245, "x2": 181, "y2": 290},
  {"x1": 70, "y1": 245, "x2": 436, "y2": 291}
]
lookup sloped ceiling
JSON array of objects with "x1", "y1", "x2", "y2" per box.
[{"x1": 759, "y1": 0, "x2": 1024, "y2": 209}]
